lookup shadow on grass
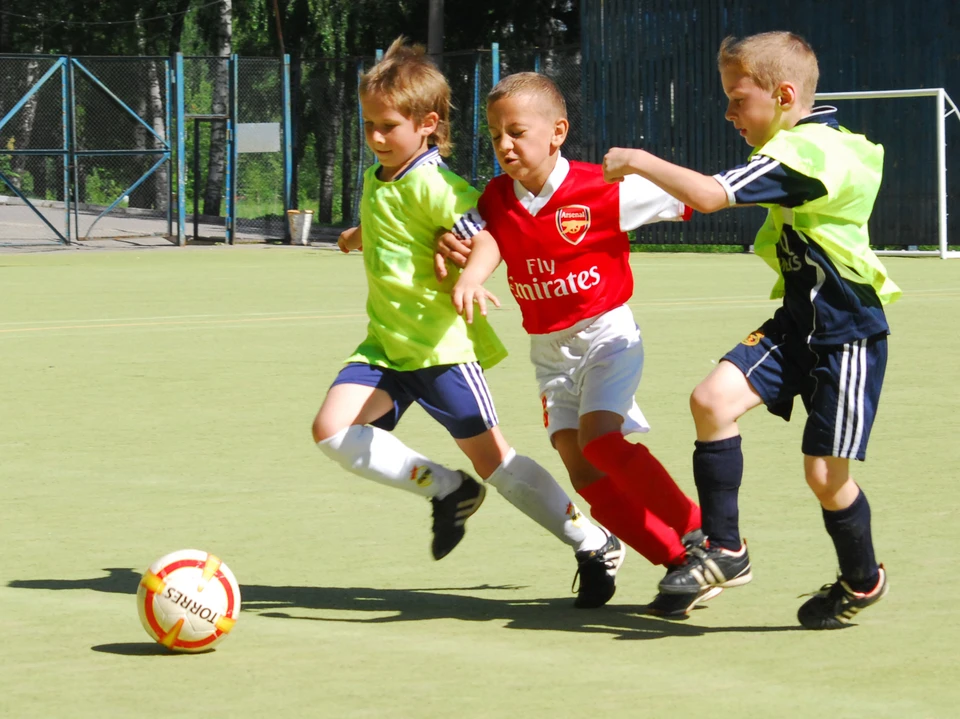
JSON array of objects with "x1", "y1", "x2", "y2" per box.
[
  {"x1": 90, "y1": 642, "x2": 213, "y2": 656},
  {"x1": 9, "y1": 569, "x2": 800, "y2": 641}
]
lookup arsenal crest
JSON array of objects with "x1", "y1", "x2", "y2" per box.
[{"x1": 555, "y1": 205, "x2": 591, "y2": 245}]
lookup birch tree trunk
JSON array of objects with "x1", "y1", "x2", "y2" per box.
[
  {"x1": 147, "y1": 59, "x2": 168, "y2": 211},
  {"x1": 316, "y1": 59, "x2": 344, "y2": 223},
  {"x1": 203, "y1": 0, "x2": 232, "y2": 217},
  {"x1": 11, "y1": 46, "x2": 43, "y2": 194}
]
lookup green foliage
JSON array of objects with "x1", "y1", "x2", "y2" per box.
[{"x1": 84, "y1": 168, "x2": 124, "y2": 206}]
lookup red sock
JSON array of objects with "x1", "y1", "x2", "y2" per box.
[
  {"x1": 579, "y1": 476, "x2": 686, "y2": 566},
  {"x1": 583, "y1": 432, "x2": 701, "y2": 537}
]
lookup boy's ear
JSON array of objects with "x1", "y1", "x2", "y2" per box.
[
  {"x1": 551, "y1": 117, "x2": 569, "y2": 148},
  {"x1": 776, "y1": 82, "x2": 798, "y2": 109},
  {"x1": 419, "y1": 111, "x2": 440, "y2": 137}
]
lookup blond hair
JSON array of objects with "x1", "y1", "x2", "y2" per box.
[
  {"x1": 717, "y1": 32, "x2": 819, "y2": 108},
  {"x1": 488, "y1": 72, "x2": 567, "y2": 119},
  {"x1": 359, "y1": 36, "x2": 452, "y2": 156}
]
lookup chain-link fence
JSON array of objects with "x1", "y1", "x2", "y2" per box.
[
  {"x1": 72, "y1": 57, "x2": 172, "y2": 238},
  {"x1": 0, "y1": 45, "x2": 585, "y2": 245},
  {"x1": 0, "y1": 55, "x2": 69, "y2": 245},
  {"x1": 0, "y1": 55, "x2": 174, "y2": 245},
  {"x1": 291, "y1": 44, "x2": 583, "y2": 231}
]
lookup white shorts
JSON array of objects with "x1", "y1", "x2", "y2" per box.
[{"x1": 530, "y1": 304, "x2": 650, "y2": 439}]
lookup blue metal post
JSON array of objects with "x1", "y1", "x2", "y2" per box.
[
  {"x1": 165, "y1": 58, "x2": 172, "y2": 239},
  {"x1": 61, "y1": 57, "x2": 71, "y2": 243},
  {"x1": 352, "y1": 57, "x2": 365, "y2": 227},
  {"x1": 69, "y1": 58, "x2": 81, "y2": 240},
  {"x1": 471, "y1": 52, "x2": 480, "y2": 185},
  {"x1": 534, "y1": 51, "x2": 541, "y2": 73},
  {"x1": 491, "y1": 43, "x2": 501, "y2": 177},
  {"x1": 225, "y1": 53, "x2": 239, "y2": 244},
  {"x1": 176, "y1": 53, "x2": 186, "y2": 245},
  {"x1": 281, "y1": 53, "x2": 293, "y2": 240}
]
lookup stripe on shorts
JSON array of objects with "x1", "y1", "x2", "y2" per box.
[
  {"x1": 744, "y1": 341, "x2": 785, "y2": 379},
  {"x1": 458, "y1": 362, "x2": 498, "y2": 428},
  {"x1": 833, "y1": 339, "x2": 867, "y2": 459}
]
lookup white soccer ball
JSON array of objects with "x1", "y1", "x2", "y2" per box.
[{"x1": 136, "y1": 549, "x2": 241, "y2": 653}]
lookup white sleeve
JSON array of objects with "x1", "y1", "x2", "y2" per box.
[
  {"x1": 618, "y1": 174, "x2": 689, "y2": 231},
  {"x1": 451, "y1": 207, "x2": 486, "y2": 240}
]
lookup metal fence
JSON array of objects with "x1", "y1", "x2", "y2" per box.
[
  {"x1": 4, "y1": 9, "x2": 958, "y2": 250},
  {"x1": 1, "y1": 45, "x2": 584, "y2": 246},
  {"x1": 291, "y1": 44, "x2": 583, "y2": 228},
  {"x1": 581, "y1": 0, "x2": 960, "y2": 250}
]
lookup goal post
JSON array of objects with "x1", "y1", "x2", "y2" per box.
[{"x1": 815, "y1": 88, "x2": 960, "y2": 259}]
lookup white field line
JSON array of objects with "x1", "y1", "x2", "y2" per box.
[
  {"x1": 1, "y1": 289, "x2": 957, "y2": 336},
  {"x1": 0, "y1": 308, "x2": 357, "y2": 327},
  {"x1": 0, "y1": 312, "x2": 369, "y2": 335}
]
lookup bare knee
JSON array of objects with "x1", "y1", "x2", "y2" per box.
[
  {"x1": 567, "y1": 464, "x2": 605, "y2": 493},
  {"x1": 689, "y1": 381, "x2": 725, "y2": 428},
  {"x1": 577, "y1": 410, "x2": 624, "y2": 452},
  {"x1": 312, "y1": 412, "x2": 344, "y2": 444},
  {"x1": 690, "y1": 363, "x2": 762, "y2": 440},
  {"x1": 804, "y1": 455, "x2": 858, "y2": 509}
]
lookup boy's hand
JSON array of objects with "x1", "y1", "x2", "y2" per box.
[
  {"x1": 434, "y1": 231, "x2": 473, "y2": 280},
  {"x1": 602, "y1": 148, "x2": 643, "y2": 183},
  {"x1": 452, "y1": 278, "x2": 500, "y2": 324},
  {"x1": 338, "y1": 226, "x2": 362, "y2": 253}
]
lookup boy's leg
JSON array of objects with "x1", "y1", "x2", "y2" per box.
[
  {"x1": 806, "y1": 456, "x2": 880, "y2": 587},
  {"x1": 658, "y1": 355, "x2": 766, "y2": 595},
  {"x1": 541, "y1": 307, "x2": 699, "y2": 547},
  {"x1": 456, "y1": 427, "x2": 623, "y2": 610},
  {"x1": 580, "y1": 422, "x2": 701, "y2": 541},
  {"x1": 313, "y1": 378, "x2": 464, "y2": 499},
  {"x1": 555, "y1": 429, "x2": 683, "y2": 563},
  {"x1": 798, "y1": 456, "x2": 886, "y2": 629},
  {"x1": 797, "y1": 336, "x2": 888, "y2": 628},
  {"x1": 456, "y1": 427, "x2": 607, "y2": 552},
  {"x1": 689, "y1": 360, "x2": 764, "y2": 548},
  {"x1": 313, "y1": 366, "x2": 484, "y2": 560}
]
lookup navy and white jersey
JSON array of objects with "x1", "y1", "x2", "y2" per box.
[{"x1": 713, "y1": 108, "x2": 889, "y2": 345}]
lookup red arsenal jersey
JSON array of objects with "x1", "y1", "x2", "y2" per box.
[{"x1": 479, "y1": 161, "x2": 637, "y2": 334}]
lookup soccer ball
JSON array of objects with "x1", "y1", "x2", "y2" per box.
[{"x1": 136, "y1": 549, "x2": 241, "y2": 652}]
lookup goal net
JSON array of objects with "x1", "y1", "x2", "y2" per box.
[{"x1": 814, "y1": 88, "x2": 960, "y2": 258}]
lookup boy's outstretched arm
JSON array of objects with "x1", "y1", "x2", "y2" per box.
[
  {"x1": 451, "y1": 230, "x2": 501, "y2": 324},
  {"x1": 603, "y1": 148, "x2": 729, "y2": 214}
]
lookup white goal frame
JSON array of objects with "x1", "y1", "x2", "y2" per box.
[{"x1": 815, "y1": 88, "x2": 960, "y2": 259}]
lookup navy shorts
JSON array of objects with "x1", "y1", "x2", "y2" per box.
[
  {"x1": 330, "y1": 362, "x2": 499, "y2": 440},
  {"x1": 723, "y1": 318, "x2": 888, "y2": 460}
]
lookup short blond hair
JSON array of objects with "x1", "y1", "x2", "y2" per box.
[
  {"x1": 717, "y1": 32, "x2": 819, "y2": 108},
  {"x1": 488, "y1": 72, "x2": 567, "y2": 119},
  {"x1": 359, "y1": 36, "x2": 452, "y2": 156}
]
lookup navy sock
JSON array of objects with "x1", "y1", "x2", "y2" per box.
[
  {"x1": 822, "y1": 489, "x2": 880, "y2": 592},
  {"x1": 692, "y1": 436, "x2": 743, "y2": 551}
]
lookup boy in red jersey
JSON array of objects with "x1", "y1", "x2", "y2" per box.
[{"x1": 439, "y1": 73, "x2": 715, "y2": 615}]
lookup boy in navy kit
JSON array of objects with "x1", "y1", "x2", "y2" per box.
[{"x1": 602, "y1": 31, "x2": 900, "y2": 628}]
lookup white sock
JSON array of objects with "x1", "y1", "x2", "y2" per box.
[
  {"x1": 317, "y1": 425, "x2": 462, "y2": 499},
  {"x1": 486, "y1": 448, "x2": 607, "y2": 552}
]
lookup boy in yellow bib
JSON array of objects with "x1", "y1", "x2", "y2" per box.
[
  {"x1": 603, "y1": 31, "x2": 899, "y2": 628},
  {"x1": 312, "y1": 38, "x2": 624, "y2": 608}
]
